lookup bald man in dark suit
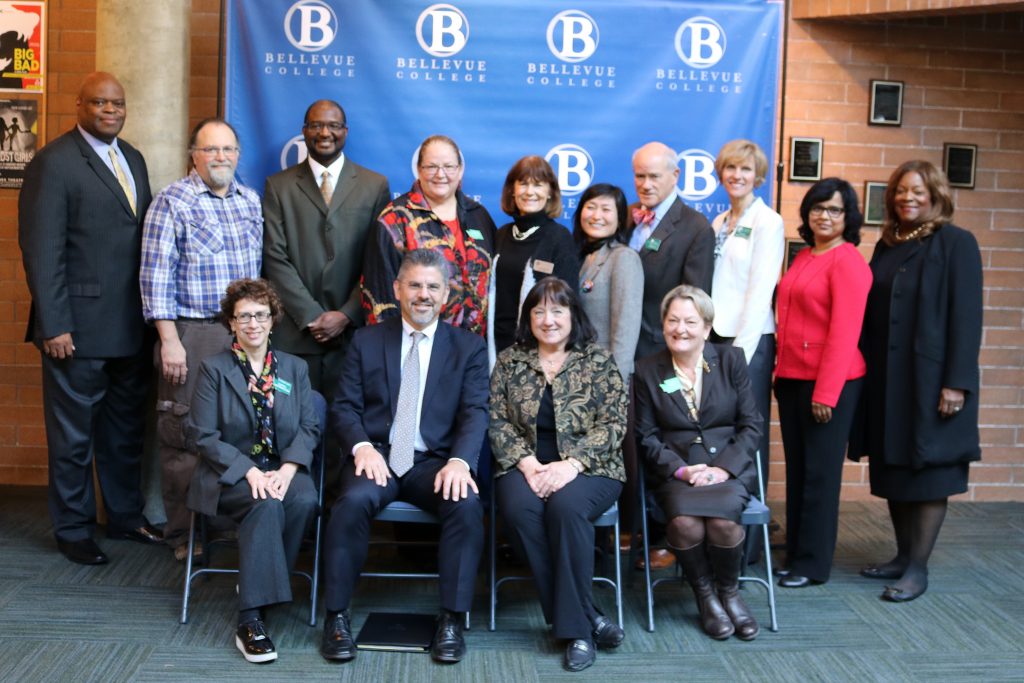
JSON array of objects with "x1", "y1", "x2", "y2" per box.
[{"x1": 18, "y1": 72, "x2": 160, "y2": 565}]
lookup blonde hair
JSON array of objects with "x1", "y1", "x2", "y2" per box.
[{"x1": 714, "y1": 139, "x2": 768, "y2": 187}]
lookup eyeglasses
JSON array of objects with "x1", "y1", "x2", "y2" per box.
[
  {"x1": 233, "y1": 311, "x2": 271, "y2": 324},
  {"x1": 809, "y1": 205, "x2": 845, "y2": 219},
  {"x1": 419, "y1": 163, "x2": 460, "y2": 176},
  {"x1": 192, "y1": 146, "x2": 240, "y2": 157},
  {"x1": 304, "y1": 121, "x2": 347, "y2": 132}
]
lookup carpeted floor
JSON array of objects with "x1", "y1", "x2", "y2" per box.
[{"x1": 0, "y1": 485, "x2": 1021, "y2": 682}]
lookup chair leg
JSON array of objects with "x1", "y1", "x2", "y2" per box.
[
  {"x1": 309, "y1": 511, "x2": 323, "y2": 627},
  {"x1": 613, "y1": 517, "x2": 623, "y2": 627},
  {"x1": 761, "y1": 519, "x2": 778, "y2": 632},
  {"x1": 489, "y1": 496, "x2": 498, "y2": 631},
  {"x1": 180, "y1": 512, "x2": 197, "y2": 624},
  {"x1": 640, "y1": 495, "x2": 655, "y2": 632}
]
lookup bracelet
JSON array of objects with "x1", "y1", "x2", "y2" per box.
[
  {"x1": 567, "y1": 458, "x2": 584, "y2": 473},
  {"x1": 674, "y1": 465, "x2": 688, "y2": 480}
]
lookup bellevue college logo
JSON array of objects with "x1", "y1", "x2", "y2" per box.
[
  {"x1": 280, "y1": 135, "x2": 309, "y2": 170},
  {"x1": 674, "y1": 16, "x2": 726, "y2": 69},
  {"x1": 545, "y1": 144, "x2": 594, "y2": 197},
  {"x1": 677, "y1": 148, "x2": 718, "y2": 202},
  {"x1": 284, "y1": 0, "x2": 338, "y2": 52},
  {"x1": 546, "y1": 10, "x2": 599, "y2": 63},
  {"x1": 417, "y1": 4, "x2": 470, "y2": 57}
]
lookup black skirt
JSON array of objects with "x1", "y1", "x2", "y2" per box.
[{"x1": 652, "y1": 477, "x2": 750, "y2": 523}]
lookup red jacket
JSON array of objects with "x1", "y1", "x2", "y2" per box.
[{"x1": 775, "y1": 242, "x2": 872, "y2": 407}]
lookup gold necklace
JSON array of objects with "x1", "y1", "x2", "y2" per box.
[{"x1": 893, "y1": 224, "x2": 927, "y2": 242}]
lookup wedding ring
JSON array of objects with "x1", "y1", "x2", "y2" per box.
[
  {"x1": 706, "y1": 474, "x2": 713, "y2": 482},
  {"x1": 954, "y1": 406, "x2": 961, "y2": 412}
]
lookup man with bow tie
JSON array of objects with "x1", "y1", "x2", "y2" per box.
[{"x1": 629, "y1": 141, "x2": 715, "y2": 360}]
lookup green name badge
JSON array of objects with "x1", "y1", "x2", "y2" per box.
[
  {"x1": 273, "y1": 378, "x2": 293, "y2": 395},
  {"x1": 466, "y1": 229, "x2": 485, "y2": 241},
  {"x1": 644, "y1": 237, "x2": 662, "y2": 252},
  {"x1": 734, "y1": 226, "x2": 752, "y2": 239},
  {"x1": 659, "y1": 376, "x2": 682, "y2": 394}
]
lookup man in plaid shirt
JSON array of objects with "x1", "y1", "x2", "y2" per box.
[{"x1": 140, "y1": 117, "x2": 263, "y2": 558}]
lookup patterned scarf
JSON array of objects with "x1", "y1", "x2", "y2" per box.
[
  {"x1": 673, "y1": 354, "x2": 710, "y2": 423},
  {"x1": 231, "y1": 338, "x2": 278, "y2": 471}
]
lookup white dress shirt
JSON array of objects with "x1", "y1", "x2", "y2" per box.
[
  {"x1": 307, "y1": 152, "x2": 345, "y2": 195},
  {"x1": 629, "y1": 192, "x2": 677, "y2": 252}
]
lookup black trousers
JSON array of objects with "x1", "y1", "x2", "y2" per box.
[
  {"x1": 41, "y1": 350, "x2": 150, "y2": 542},
  {"x1": 323, "y1": 455, "x2": 483, "y2": 613},
  {"x1": 496, "y1": 470, "x2": 622, "y2": 640},
  {"x1": 217, "y1": 471, "x2": 318, "y2": 611},
  {"x1": 775, "y1": 377, "x2": 862, "y2": 582}
]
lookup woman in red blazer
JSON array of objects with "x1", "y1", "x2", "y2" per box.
[{"x1": 774, "y1": 178, "x2": 871, "y2": 587}]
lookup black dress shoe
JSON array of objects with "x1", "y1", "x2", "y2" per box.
[
  {"x1": 431, "y1": 611, "x2": 466, "y2": 663},
  {"x1": 56, "y1": 537, "x2": 108, "y2": 565},
  {"x1": 881, "y1": 583, "x2": 926, "y2": 602},
  {"x1": 564, "y1": 638, "x2": 596, "y2": 672},
  {"x1": 861, "y1": 565, "x2": 903, "y2": 580},
  {"x1": 778, "y1": 574, "x2": 822, "y2": 588},
  {"x1": 591, "y1": 615, "x2": 624, "y2": 649},
  {"x1": 235, "y1": 619, "x2": 277, "y2": 663},
  {"x1": 320, "y1": 610, "x2": 356, "y2": 662},
  {"x1": 107, "y1": 523, "x2": 163, "y2": 544}
]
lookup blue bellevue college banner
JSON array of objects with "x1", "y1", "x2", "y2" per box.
[{"x1": 225, "y1": 0, "x2": 782, "y2": 223}]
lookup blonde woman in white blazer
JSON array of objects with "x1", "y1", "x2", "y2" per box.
[{"x1": 710, "y1": 140, "x2": 785, "y2": 488}]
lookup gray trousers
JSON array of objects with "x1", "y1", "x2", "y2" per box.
[{"x1": 217, "y1": 471, "x2": 318, "y2": 610}]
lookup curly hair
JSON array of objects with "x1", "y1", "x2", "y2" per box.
[{"x1": 219, "y1": 279, "x2": 283, "y2": 331}]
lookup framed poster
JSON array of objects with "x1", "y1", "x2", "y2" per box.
[
  {"x1": 943, "y1": 143, "x2": 977, "y2": 189},
  {"x1": 0, "y1": 97, "x2": 36, "y2": 187},
  {"x1": 863, "y1": 181, "x2": 886, "y2": 226},
  {"x1": 869, "y1": 79, "x2": 903, "y2": 126},
  {"x1": 0, "y1": 2, "x2": 45, "y2": 93},
  {"x1": 789, "y1": 137, "x2": 822, "y2": 182}
]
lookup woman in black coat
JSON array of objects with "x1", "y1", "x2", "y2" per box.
[{"x1": 853, "y1": 160, "x2": 982, "y2": 602}]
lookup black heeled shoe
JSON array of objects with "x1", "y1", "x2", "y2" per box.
[{"x1": 860, "y1": 565, "x2": 904, "y2": 580}]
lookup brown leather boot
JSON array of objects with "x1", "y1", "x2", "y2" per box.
[
  {"x1": 675, "y1": 544, "x2": 734, "y2": 640},
  {"x1": 708, "y1": 541, "x2": 760, "y2": 641}
]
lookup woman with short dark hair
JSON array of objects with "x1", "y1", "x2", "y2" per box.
[
  {"x1": 188, "y1": 278, "x2": 320, "y2": 664},
  {"x1": 490, "y1": 277, "x2": 627, "y2": 672},
  {"x1": 774, "y1": 178, "x2": 872, "y2": 588}
]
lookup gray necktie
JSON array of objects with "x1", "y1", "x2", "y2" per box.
[{"x1": 390, "y1": 331, "x2": 424, "y2": 477}]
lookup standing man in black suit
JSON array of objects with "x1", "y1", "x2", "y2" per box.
[
  {"x1": 18, "y1": 72, "x2": 161, "y2": 565},
  {"x1": 262, "y1": 99, "x2": 390, "y2": 398},
  {"x1": 321, "y1": 249, "x2": 488, "y2": 665},
  {"x1": 629, "y1": 141, "x2": 715, "y2": 360}
]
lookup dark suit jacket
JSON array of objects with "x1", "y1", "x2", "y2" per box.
[
  {"x1": 186, "y1": 350, "x2": 320, "y2": 516},
  {"x1": 633, "y1": 343, "x2": 760, "y2": 494},
  {"x1": 262, "y1": 158, "x2": 390, "y2": 355},
  {"x1": 629, "y1": 197, "x2": 714, "y2": 359},
  {"x1": 331, "y1": 316, "x2": 489, "y2": 472},
  {"x1": 18, "y1": 128, "x2": 153, "y2": 357}
]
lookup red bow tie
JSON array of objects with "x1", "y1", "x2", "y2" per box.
[{"x1": 632, "y1": 206, "x2": 655, "y2": 226}]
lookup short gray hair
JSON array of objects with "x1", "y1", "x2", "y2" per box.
[
  {"x1": 660, "y1": 285, "x2": 714, "y2": 325},
  {"x1": 396, "y1": 248, "x2": 451, "y2": 281}
]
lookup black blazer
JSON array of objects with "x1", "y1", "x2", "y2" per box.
[
  {"x1": 628, "y1": 197, "x2": 715, "y2": 359},
  {"x1": 186, "y1": 350, "x2": 320, "y2": 516},
  {"x1": 330, "y1": 316, "x2": 490, "y2": 472},
  {"x1": 633, "y1": 343, "x2": 760, "y2": 493},
  {"x1": 18, "y1": 128, "x2": 152, "y2": 357}
]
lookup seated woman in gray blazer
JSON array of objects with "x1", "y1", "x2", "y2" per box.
[
  {"x1": 187, "y1": 278, "x2": 320, "y2": 664},
  {"x1": 572, "y1": 183, "x2": 643, "y2": 381}
]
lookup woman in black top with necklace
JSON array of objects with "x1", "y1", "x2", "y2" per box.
[{"x1": 489, "y1": 156, "x2": 579, "y2": 360}]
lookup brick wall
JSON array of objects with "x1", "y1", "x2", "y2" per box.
[
  {"x1": 2, "y1": 1, "x2": 1022, "y2": 500},
  {"x1": 774, "y1": 10, "x2": 1024, "y2": 500}
]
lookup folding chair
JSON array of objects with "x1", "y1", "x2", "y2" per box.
[
  {"x1": 180, "y1": 390, "x2": 328, "y2": 626},
  {"x1": 639, "y1": 452, "x2": 778, "y2": 632},
  {"x1": 488, "y1": 484, "x2": 623, "y2": 631}
]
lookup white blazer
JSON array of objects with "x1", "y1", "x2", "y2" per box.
[{"x1": 710, "y1": 196, "x2": 785, "y2": 363}]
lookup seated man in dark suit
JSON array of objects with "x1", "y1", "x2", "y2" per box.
[{"x1": 321, "y1": 249, "x2": 489, "y2": 665}]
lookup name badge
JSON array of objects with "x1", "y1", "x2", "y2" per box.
[
  {"x1": 644, "y1": 237, "x2": 662, "y2": 252},
  {"x1": 659, "y1": 376, "x2": 682, "y2": 394},
  {"x1": 466, "y1": 229, "x2": 485, "y2": 241},
  {"x1": 273, "y1": 378, "x2": 293, "y2": 395},
  {"x1": 534, "y1": 259, "x2": 555, "y2": 274},
  {"x1": 734, "y1": 226, "x2": 752, "y2": 239}
]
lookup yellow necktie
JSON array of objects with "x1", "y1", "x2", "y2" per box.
[
  {"x1": 320, "y1": 170, "x2": 333, "y2": 206},
  {"x1": 108, "y1": 147, "x2": 136, "y2": 215}
]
